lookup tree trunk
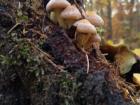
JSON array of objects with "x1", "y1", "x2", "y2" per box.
[
  {"x1": 0, "y1": 0, "x2": 134, "y2": 105},
  {"x1": 107, "y1": 0, "x2": 113, "y2": 39},
  {"x1": 128, "y1": 0, "x2": 135, "y2": 34}
]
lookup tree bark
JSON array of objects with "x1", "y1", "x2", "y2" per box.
[{"x1": 107, "y1": 0, "x2": 113, "y2": 39}]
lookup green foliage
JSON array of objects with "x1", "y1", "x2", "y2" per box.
[
  {"x1": 97, "y1": 27, "x2": 105, "y2": 36},
  {"x1": 0, "y1": 54, "x2": 16, "y2": 65},
  {"x1": 0, "y1": 31, "x2": 45, "y2": 78},
  {"x1": 18, "y1": 42, "x2": 31, "y2": 58}
]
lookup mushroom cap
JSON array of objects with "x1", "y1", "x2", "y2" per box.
[
  {"x1": 86, "y1": 11, "x2": 104, "y2": 27},
  {"x1": 73, "y1": 19, "x2": 97, "y2": 34},
  {"x1": 60, "y1": 5, "x2": 82, "y2": 20},
  {"x1": 46, "y1": 0, "x2": 71, "y2": 12}
]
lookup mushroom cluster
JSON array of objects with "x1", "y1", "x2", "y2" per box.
[{"x1": 46, "y1": 0, "x2": 104, "y2": 73}]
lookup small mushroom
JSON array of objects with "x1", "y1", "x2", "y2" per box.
[
  {"x1": 46, "y1": 0, "x2": 71, "y2": 24},
  {"x1": 60, "y1": 5, "x2": 84, "y2": 28},
  {"x1": 86, "y1": 11, "x2": 104, "y2": 27},
  {"x1": 73, "y1": 19, "x2": 97, "y2": 50},
  {"x1": 73, "y1": 19, "x2": 96, "y2": 33},
  {"x1": 73, "y1": 19, "x2": 97, "y2": 73}
]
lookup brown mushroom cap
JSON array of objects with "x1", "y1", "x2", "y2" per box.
[
  {"x1": 46, "y1": 0, "x2": 71, "y2": 12},
  {"x1": 86, "y1": 11, "x2": 104, "y2": 27},
  {"x1": 73, "y1": 19, "x2": 97, "y2": 34},
  {"x1": 60, "y1": 5, "x2": 82, "y2": 20}
]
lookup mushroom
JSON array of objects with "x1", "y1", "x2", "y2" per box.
[
  {"x1": 73, "y1": 19, "x2": 97, "y2": 73},
  {"x1": 73, "y1": 19, "x2": 97, "y2": 50},
  {"x1": 60, "y1": 5, "x2": 84, "y2": 28},
  {"x1": 86, "y1": 11, "x2": 104, "y2": 27},
  {"x1": 46, "y1": 0, "x2": 71, "y2": 24}
]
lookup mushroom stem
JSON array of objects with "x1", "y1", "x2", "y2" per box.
[
  {"x1": 50, "y1": 9, "x2": 64, "y2": 25},
  {"x1": 55, "y1": 10, "x2": 61, "y2": 23},
  {"x1": 58, "y1": 17, "x2": 66, "y2": 28},
  {"x1": 50, "y1": 12, "x2": 57, "y2": 23},
  {"x1": 84, "y1": 33, "x2": 94, "y2": 51},
  {"x1": 76, "y1": 33, "x2": 91, "y2": 49},
  {"x1": 56, "y1": 10, "x2": 65, "y2": 28}
]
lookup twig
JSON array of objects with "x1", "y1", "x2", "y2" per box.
[
  {"x1": 30, "y1": 29, "x2": 47, "y2": 38},
  {"x1": 8, "y1": 45, "x2": 18, "y2": 54},
  {"x1": 74, "y1": 0, "x2": 86, "y2": 18},
  {"x1": 85, "y1": 52, "x2": 89, "y2": 73},
  {"x1": 81, "y1": 48, "x2": 90, "y2": 73},
  {"x1": 26, "y1": 39, "x2": 51, "y2": 58},
  {"x1": 41, "y1": 15, "x2": 46, "y2": 33},
  {"x1": 7, "y1": 23, "x2": 21, "y2": 34}
]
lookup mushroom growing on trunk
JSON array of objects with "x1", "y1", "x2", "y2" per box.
[
  {"x1": 60, "y1": 5, "x2": 84, "y2": 28},
  {"x1": 86, "y1": 11, "x2": 104, "y2": 27},
  {"x1": 73, "y1": 19, "x2": 101, "y2": 73},
  {"x1": 73, "y1": 19, "x2": 97, "y2": 51},
  {"x1": 46, "y1": 0, "x2": 71, "y2": 24}
]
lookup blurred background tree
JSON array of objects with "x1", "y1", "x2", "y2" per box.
[{"x1": 84, "y1": 0, "x2": 140, "y2": 49}]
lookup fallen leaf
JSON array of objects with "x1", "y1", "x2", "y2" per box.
[
  {"x1": 133, "y1": 73, "x2": 140, "y2": 86},
  {"x1": 115, "y1": 50, "x2": 136, "y2": 75},
  {"x1": 132, "y1": 48, "x2": 140, "y2": 57}
]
